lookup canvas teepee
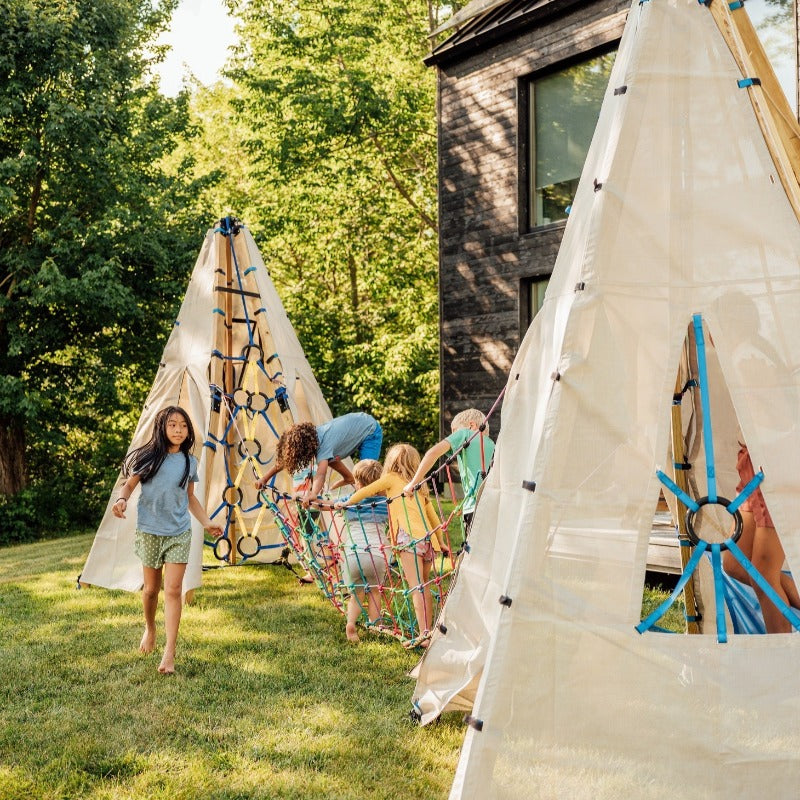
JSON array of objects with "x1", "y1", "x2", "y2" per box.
[
  {"x1": 81, "y1": 218, "x2": 333, "y2": 593},
  {"x1": 414, "y1": 0, "x2": 800, "y2": 796}
]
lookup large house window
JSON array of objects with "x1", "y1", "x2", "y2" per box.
[{"x1": 528, "y1": 50, "x2": 616, "y2": 229}]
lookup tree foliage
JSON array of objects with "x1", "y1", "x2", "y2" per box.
[
  {"x1": 203, "y1": 0, "x2": 440, "y2": 450},
  {"x1": 0, "y1": 0, "x2": 207, "y2": 536}
]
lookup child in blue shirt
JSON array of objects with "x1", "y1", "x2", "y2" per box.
[
  {"x1": 335, "y1": 459, "x2": 389, "y2": 642},
  {"x1": 113, "y1": 406, "x2": 221, "y2": 674}
]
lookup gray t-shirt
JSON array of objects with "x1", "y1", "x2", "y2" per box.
[
  {"x1": 136, "y1": 452, "x2": 198, "y2": 537},
  {"x1": 316, "y1": 413, "x2": 377, "y2": 462}
]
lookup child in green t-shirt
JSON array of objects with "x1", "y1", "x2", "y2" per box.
[{"x1": 403, "y1": 408, "x2": 495, "y2": 534}]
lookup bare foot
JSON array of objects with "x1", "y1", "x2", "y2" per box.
[
  {"x1": 158, "y1": 651, "x2": 175, "y2": 674},
  {"x1": 345, "y1": 623, "x2": 360, "y2": 643},
  {"x1": 139, "y1": 628, "x2": 156, "y2": 654}
]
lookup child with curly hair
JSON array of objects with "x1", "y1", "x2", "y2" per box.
[{"x1": 256, "y1": 412, "x2": 382, "y2": 504}]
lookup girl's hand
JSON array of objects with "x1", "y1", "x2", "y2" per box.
[
  {"x1": 112, "y1": 498, "x2": 127, "y2": 519},
  {"x1": 333, "y1": 501, "x2": 346, "y2": 510},
  {"x1": 207, "y1": 525, "x2": 223, "y2": 539},
  {"x1": 402, "y1": 483, "x2": 415, "y2": 497}
]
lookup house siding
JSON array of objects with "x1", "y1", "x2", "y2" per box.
[{"x1": 435, "y1": 0, "x2": 629, "y2": 435}]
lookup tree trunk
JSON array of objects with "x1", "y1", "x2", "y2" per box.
[{"x1": 0, "y1": 417, "x2": 26, "y2": 496}]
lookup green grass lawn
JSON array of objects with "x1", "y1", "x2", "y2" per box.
[
  {"x1": 0, "y1": 533, "x2": 685, "y2": 800},
  {"x1": 0, "y1": 534, "x2": 464, "y2": 800}
]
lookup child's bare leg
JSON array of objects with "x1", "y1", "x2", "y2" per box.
[
  {"x1": 346, "y1": 592, "x2": 363, "y2": 642},
  {"x1": 723, "y1": 511, "x2": 755, "y2": 585},
  {"x1": 140, "y1": 566, "x2": 161, "y2": 653},
  {"x1": 159, "y1": 561, "x2": 187, "y2": 673},
  {"x1": 752, "y1": 527, "x2": 792, "y2": 633},
  {"x1": 421, "y1": 561, "x2": 433, "y2": 633},
  {"x1": 366, "y1": 587, "x2": 381, "y2": 622},
  {"x1": 399, "y1": 551, "x2": 427, "y2": 636},
  {"x1": 781, "y1": 572, "x2": 800, "y2": 610}
]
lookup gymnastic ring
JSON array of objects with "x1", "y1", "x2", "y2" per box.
[
  {"x1": 222, "y1": 485, "x2": 244, "y2": 506},
  {"x1": 685, "y1": 496, "x2": 742, "y2": 550},
  {"x1": 213, "y1": 536, "x2": 232, "y2": 561},
  {"x1": 249, "y1": 392, "x2": 269, "y2": 412},
  {"x1": 238, "y1": 437, "x2": 262, "y2": 459},
  {"x1": 237, "y1": 535, "x2": 262, "y2": 559},
  {"x1": 232, "y1": 388, "x2": 251, "y2": 408},
  {"x1": 242, "y1": 344, "x2": 263, "y2": 363}
]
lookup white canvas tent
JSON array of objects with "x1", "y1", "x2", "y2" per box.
[
  {"x1": 414, "y1": 0, "x2": 800, "y2": 795},
  {"x1": 81, "y1": 219, "x2": 333, "y2": 593}
]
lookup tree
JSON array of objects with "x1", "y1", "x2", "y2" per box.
[
  {"x1": 0, "y1": 0, "x2": 204, "y2": 521},
  {"x1": 213, "y1": 0, "x2": 441, "y2": 449}
]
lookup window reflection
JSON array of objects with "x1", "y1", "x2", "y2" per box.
[{"x1": 529, "y1": 52, "x2": 616, "y2": 228}]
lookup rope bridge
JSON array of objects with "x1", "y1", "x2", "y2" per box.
[{"x1": 260, "y1": 453, "x2": 486, "y2": 647}]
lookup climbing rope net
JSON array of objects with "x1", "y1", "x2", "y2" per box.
[{"x1": 259, "y1": 394, "x2": 503, "y2": 647}]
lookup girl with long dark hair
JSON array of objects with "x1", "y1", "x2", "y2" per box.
[{"x1": 113, "y1": 406, "x2": 221, "y2": 674}]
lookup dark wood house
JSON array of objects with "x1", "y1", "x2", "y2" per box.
[
  {"x1": 426, "y1": 0, "x2": 630, "y2": 435},
  {"x1": 427, "y1": 0, "x2": 798, "y2": 436}
]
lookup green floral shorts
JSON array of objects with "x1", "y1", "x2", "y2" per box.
[{"x1": 135, "y1": 529, "x2": 192, "y2": 569}]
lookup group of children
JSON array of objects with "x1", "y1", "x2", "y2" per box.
[
  {"x1": 115, "y1": 406, "x2": 495, "y2": 672},
  {"x1": 255, "y1": 409, "x2": 495, "y2": 648},
  {"x1": 111, "y1": 398, "x2": 800, "y2": 673}
]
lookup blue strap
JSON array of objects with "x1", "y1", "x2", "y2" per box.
[
  {"x1": 244, "y1": 266, "x2": 257, "y2": 275},
  {"x1": 711, "y1": 543, "x2": 728, "y2": 643},
  {"x1": 227, "y1": 236, "x2": 256, "y2": 347},
  {"x1": 637, "y1": 541, "x2": 707, "y2": 633},
  {"x1": 726, "y1": 538, "x2": 800, "y2": 630},
  {"x1": 656, "y1": 469, "x2": 700, "y2": 512},
  {"x1": 738, "y1": 77, "x2": 761, "y2": 88},
  {"x1": 729, "y1": 1, "x2": 744, "y2": 8},
  {"x1": 726, "y1": 469, "x2": 764, "y2": 514},
  {"x1": 213, "y1": 308, "x2": 225, "y2": 316},
  {"x1": 693, "y1": 314, "x2": 717, "y2": 502}
]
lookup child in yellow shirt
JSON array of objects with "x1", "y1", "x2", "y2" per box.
[{"x1": 337, "y1": 443, "x2": 443, "y2": 647}]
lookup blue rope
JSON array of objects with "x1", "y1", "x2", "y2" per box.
[
  {"x1": 711, "y1": 543, "x2": 727, "y2": 642},
  {"x1": 726, "y1": 469, "x2": 764, "y2": 514},
  {"x1": 656, "y1": 469, "x2": 699, "y2": 512},
  {"x1": 637, "y1": 541, "x2": 707, "y2": 634},
  {"x1": 693, "y1": 314, "x2": 717, "y2": 502}
]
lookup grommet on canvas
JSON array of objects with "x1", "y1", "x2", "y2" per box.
[
  {"x1": 593, "y1": 178, "x2": 603, "y2": 192},
  {"x1": 499, "y1": 595, "x2": 513, "y2": 607},
  {"x1": 438, "y1": 623, "x2": 448, "y2": 635},
  {"x1": 614, "y1": 85, "x2": 628, "y2": 95},
  {"x1": 575, "y1": 282, "x2": 585, "y2": 291},
  {"x1": 522, "y1": 480, "x2": 536, "y2": 492},
  {"x1": 464, "y1": 715, "x2": 484, "y2": 732},
  {"x1": 551, "y1": 371, "x2": 561, "y2": 381}
]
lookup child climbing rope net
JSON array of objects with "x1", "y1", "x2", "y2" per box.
[{"x1": 257, "y1": 399, "x2": 502, "y2": 648}]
